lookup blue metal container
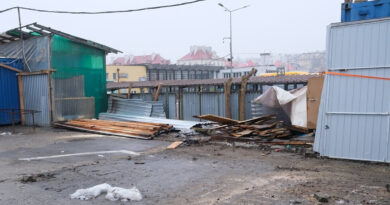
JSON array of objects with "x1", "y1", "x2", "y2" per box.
[
  {"x1": 342, "y1": 0, "x2": 390, "y2": 22},
  {"x1": 0, "y1": 58, "x2": 23, "y2": 125}
]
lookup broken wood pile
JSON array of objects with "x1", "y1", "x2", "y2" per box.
[
  {"x1": 193, "y1": 114, "x2": 313, "y2": 146},
  {"x1": 55, "y1": 119, "x2": 173, "y2": 140}
]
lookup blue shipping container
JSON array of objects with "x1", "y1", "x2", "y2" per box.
[
  {"x1": 0, "y1": 58, "x2": 23, "y2": 125},
  {"x1": 342, "y1": 0, "x2": 390, "y2": 22}
]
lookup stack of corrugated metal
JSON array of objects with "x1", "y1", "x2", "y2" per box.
[
  {"x1": 107, "y1": 97, "x2": 166, "y2": 118},
  {"x1": 100, "y1": 97, "x2": 200, "y2": 131}
]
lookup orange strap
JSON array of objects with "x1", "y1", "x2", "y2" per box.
[{"x1": 322, "y1": 71, "x2": 390, "y2": 81}]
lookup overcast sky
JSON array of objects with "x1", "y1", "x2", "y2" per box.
[{"x1": 1, "y1": 0, "x2": 341, "y2": 62}]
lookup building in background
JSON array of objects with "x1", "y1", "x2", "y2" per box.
[
  {"x1": 111, "y1": 53, "x2": 170, "y2": 65},
  {"x1": 177, "y1": 46, "x2": 225, "y2": 66},
  {"x1": 106, "y1": 64, "x2": 223, "y2": 82},
  {"x1": 218, "y1": 65, "x2": 277, "y2": 78}
]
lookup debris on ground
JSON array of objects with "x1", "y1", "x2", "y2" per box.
[
  {"x1": 193, "y1": 114, "x2": 314, "y2": 148},
  {"x1": 54, "y1": 119, "x2": 173, "y2": 140},
  {"x1": 314, "y1": 193, "x2": 329, "y2": 203},
  {"x1": 167, "y1": 141, "x2": 183, "y2": 149},
  {"x1": 70, "y1": 183, "x2": 142, "y2": 202},
  {"x1": 20, "y1": 173, "x2": 56, "y2": 183}
]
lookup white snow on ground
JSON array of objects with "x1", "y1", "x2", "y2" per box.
[
  {"x1": 70, "y1": 183, "x2": 142, "y2": 202},
  {"x1": 105, "y1": 187, "x2": 142, "y2": 202}
]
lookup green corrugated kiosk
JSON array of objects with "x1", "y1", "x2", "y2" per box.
[{"x1": 0, "y1": 23, "x2": 121, "y2": 125}]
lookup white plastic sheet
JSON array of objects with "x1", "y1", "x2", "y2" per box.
[{"x1": 253, "y1": 86, "x2": 307, "y2": 127}]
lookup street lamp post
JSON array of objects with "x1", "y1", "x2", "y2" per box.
[{"x1": 218, "y1": 3, "x2": 250, "y2": 78}]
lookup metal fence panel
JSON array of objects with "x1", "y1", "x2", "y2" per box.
[
  {"x1": 182, "y1": 93, "x2": 200, "y2": 121},
  {"x1": 230, "y1": 93, "x2": 239, "y2": 120},
  {"x1": 22, "y1": 74, "x2": 51, "y2": 126},
  {"x1": 328, "y1": 18, "x2": 390, "y2": 69}
]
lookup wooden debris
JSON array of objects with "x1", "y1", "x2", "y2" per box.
[
  {"x1": 196, "y1": 114, "x2": 313, "y2": 147},
  {"x1": 231, "y1": 130, "x2": 253, "y2": 138},
  {"x1": 167, "y1": 141, "x2": 183, "y2": 149},
  {"x1": 193, "y1": 114, "x2": 239, "y2": 124}
]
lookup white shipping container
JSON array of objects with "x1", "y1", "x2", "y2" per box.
[{"x1": 314, "y1": 18, "x2": 390, "y2": 162}]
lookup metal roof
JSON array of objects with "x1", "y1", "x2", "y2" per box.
[
  {"x1": 107, "y1": 74, "x2": 317, "y2": 90},
  {"x1": 0, "y1": 23, "x2": 121, "y2": 54}
]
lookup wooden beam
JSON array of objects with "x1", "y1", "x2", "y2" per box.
[
  {"x1": 153, "y1": 83, "x2": 163, "y2": 101},
  {"x1": 223, "y1": 78, "x2": 233, "y2": 119},
  {"x1": 127, "y1": 82, "x2": 133, "y2": 99},
  {"x1": 0, "y1": 63, "x2": 22, "y2": 73},
  {"x1": 17, "y1": 69, "x2": 56, "y2": 76},
  {"x1": 239, "y1": 68, "x2": 257, "y2": 121},
  {"x1": 17, "y1": 75, "x2": 25, "y2": 124}
]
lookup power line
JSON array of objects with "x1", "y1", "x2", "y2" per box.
[{"x1": 0, "y1": 0, "x2": 206, "y2": 14}]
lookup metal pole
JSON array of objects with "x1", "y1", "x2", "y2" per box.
[{"x1": 229, "y1": 11, "x2": 233, "y2": 78}]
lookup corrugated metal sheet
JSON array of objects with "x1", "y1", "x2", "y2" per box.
[
  {"x1": 0, "y1": 36, "x2": 50, "y2": 71},
  {"x1": 328, "y1": 18, "x2": 390, "y2": 69},
  {"x1": 22, "y1": 74, "x2": 51, "y2": 126},
  {"x1": 182, "y1": 93, "x2": 200, "y2": 121},
  {"x1": 315, "y1": 19, "x2": 390, "y2": 163},
  {"x1": 0, "y1": 58, "x2": 23, "y2": 125}
]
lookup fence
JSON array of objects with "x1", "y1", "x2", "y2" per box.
[{"x1": 128, "y1": 91, "x2": 263, "y2": 121}]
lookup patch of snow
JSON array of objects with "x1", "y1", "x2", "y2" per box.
[
  {"x1": 0, "y1": 132, "x2": 12, "y2": 136},
  {"x1": 105, "y1": 187, "x2": 142, "y2": 202},
  {"x1": 70, "y1": 183, "x2": 142, "y2": 202}
]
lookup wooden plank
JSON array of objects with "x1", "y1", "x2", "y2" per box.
[
  {"x1": 167, "y1": 141, "x2": 183, "y2": 149},
  {"x1": 285, "y1": 124, "x2": 311, "y2": 134},
  {"x1": 231, "y1": 130, "x2": 253, "y2": 138},
  {"x1": 0, "y1": 63, "x2": 22, "y2": 73},
  {"x1": 239, "y1": 68, "x2": 257, "y2": 121},
  {"x1": 223, "y1": 78, "x2": 232, "y2": 119},
  {"x1": 17, "y1": 75, "x2": 25, "y2": 124},
  {"x1": 193, "y1": 114, "x2": 239, "y2": 124},
  {"x1": 306, "y1": 75, "x2": 324, "y2": 129},
  {"x1": 17, "y1": 69, "x2": 56, "y2": 76},
  {"x1": 153, "y1": 83, "x2": 163, "y2": 101},
  {"x1": 54, "y1": 123, "x2": 152, "y2": 140}
]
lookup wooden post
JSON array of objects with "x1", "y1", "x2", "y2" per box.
[
  {"x1": 116, "y1": 68, "x2": 120, "y2": 94},
  {"x1": 153, "y1": 83, "x2": 163, "y2": 101},
  {"x1": 127, "y1": 82, "x2": 133, "y2": 99},
  {"x1": 239, "y1": 68, "x2": 257, "y2": 121},
  {"x1": 224, "y1": 78, "x2": 233, "y2": 118},
  {"x1": 17, "y1": 75, "x2": 25, "y2": 124}
]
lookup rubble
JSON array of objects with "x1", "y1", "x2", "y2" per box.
[
  {"x1": 55, "y1": 119, "x2": 173, "y2": 140},
  {"x1": 193, "y1": 114, "x2": 314, "y2": 147}
]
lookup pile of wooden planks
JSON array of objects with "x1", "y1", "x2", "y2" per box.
[
  {"x1": 55, "y1": 119, "x2": 173, "y2": 140},
  {"x1": 193, "y1": 114, "x2": 313, "y2": 145}
]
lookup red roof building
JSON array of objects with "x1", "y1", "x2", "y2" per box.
[
  {"x1": 177, "y1": 46, "x2": 225, "y2": 66},
  {"x1": 111, "y1": 54, "x2": 170, "y2": 65}
]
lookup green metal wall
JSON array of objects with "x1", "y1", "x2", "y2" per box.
[{"x1": 50, "y1": 35, "x2": 107, "y2": 117}]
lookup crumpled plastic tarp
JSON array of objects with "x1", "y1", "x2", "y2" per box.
[{"x1": 253, "y1": 86, "x2": 308, "y2": 127}]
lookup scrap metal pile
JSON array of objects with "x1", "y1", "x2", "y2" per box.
[
  {"x1": 193, "y1": 114, "x2": 313, "y2": 146},
  {"x1": 55, "y1": 119, "x2": 173, "y2": 140}
]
